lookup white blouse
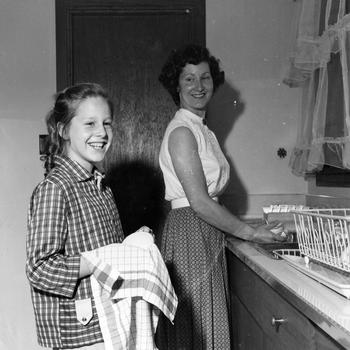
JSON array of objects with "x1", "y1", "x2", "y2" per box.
[{"x1": 159, "y1": 108, "x2": 230, "y2": 202}]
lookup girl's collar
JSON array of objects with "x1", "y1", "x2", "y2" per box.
[{"x1": 54, "y1": 154, "x2": 98, "y2": 181}]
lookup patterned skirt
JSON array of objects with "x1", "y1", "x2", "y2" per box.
[{"x1": 155, "y1": 207, "x2": 231, "y2": 350}]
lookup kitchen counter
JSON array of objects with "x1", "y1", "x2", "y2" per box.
[{"x1": 226, "y1": 237, "x2": 350, "y2": 349}]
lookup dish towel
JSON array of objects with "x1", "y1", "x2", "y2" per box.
[{"x1": 82, "y1": 229, "x2": 178, "y2": 350}]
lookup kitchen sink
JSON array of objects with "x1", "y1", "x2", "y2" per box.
[
  {"x1": 242, "y1": 218, "x2": 299, "y2": 259},
  {"x1": 253, "y1": 241, "x2": 299, "y2": 259}
]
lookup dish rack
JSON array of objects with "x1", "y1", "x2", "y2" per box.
[{"x1": 273, "y1": 208, "x2": 350, "y2": 298}]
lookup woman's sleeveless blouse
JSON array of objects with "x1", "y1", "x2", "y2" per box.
[{"x1": 159, "y1": 108, "x2": 230, "y2": 202}]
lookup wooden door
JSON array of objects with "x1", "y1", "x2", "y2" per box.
[{"x1": 56, "y1": 0, "x2": 205, "y2": 236}]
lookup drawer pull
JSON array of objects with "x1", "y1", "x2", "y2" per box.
[{"x1": 271, "y1": 316, "x2": 287, "y2": 332}]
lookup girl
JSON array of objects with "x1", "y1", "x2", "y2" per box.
[{"x1": 26, "y1": 83, "x2": 124, "y2": 350}]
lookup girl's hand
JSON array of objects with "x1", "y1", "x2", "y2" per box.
[
  {"x1": 79, "y1": 254, "x2": 95, "y2": 278},
  {"x1": 136, "y1": 226, "x2": 153, "y2": 234},
  {"x1": 123, "y1": 226, "x2": 155, "y2": 248}
]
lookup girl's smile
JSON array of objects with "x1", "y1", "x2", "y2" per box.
[{"x1": 61, "y1": 96, "x2": 113, "y2": 172}]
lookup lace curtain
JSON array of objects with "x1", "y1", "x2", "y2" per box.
[{"x1": 284, "y1": 0, "x2": 350, "y2": 176}]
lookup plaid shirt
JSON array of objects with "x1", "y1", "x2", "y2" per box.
[{"x1": 26, "y1": 155, "x2": 124, "y2": 349}]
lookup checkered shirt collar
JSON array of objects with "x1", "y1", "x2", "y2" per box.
[{"x1": 53, "y1": 155, "x2": 103, "y2": 183}]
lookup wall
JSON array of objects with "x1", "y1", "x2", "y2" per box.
[
  {"x1": 0, "y1": 1, "x2": 55, "y2": 349},
  {"x1": 0, "y1": 0, "x2": 307, "y2": 349},
  {"x1": 307, "y1": 177, "x2": 350, "y2": 207},
  {"x1": 206, "y1": 0, "x2": 307, "y2": 217}
]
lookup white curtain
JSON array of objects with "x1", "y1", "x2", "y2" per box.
[{"x1": 284, "y1": 0, "x2": 350, "y2": 176}]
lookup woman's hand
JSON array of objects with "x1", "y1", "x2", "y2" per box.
[{"x1": 249, "y1": 221, "x2": 287, "y2": 243}]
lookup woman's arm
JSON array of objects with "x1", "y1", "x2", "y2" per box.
[{"x1": 168, "y1": 126, "x2": 284, "y2": 243}]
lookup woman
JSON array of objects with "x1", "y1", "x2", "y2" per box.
[{"x1": 156, "y1": 44, "x2": 285, "y2": 349}]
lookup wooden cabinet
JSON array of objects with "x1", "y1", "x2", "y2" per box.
[{"x1": 227, "y1": 250, "x2": 345, "y2": 350}]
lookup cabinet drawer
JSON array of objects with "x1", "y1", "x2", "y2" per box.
[{"x1": 228, "y1": 253, "x2": 317, "y2": 349}]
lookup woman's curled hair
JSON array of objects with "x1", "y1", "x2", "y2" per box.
[{"x1": 159, "y1": 44, "x2": 225, "y2": 105}]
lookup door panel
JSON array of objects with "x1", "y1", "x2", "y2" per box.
[{"x1": 56, "y1": 0, "x2": 205, "y2": 236}]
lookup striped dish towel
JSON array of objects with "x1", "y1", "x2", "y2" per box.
[{"x1": 82, "y1": 230, "x2": 177, "y2": 350}]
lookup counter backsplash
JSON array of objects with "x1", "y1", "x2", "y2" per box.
[
  {"x1": 306, "y1": 194, "x2": 350, "y2": 208},
  {"x1": 221, "y1": 193, "x2": 350, "y2": 221}
]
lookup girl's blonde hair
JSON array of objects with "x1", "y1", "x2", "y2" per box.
[{"x1": 44, "y1": 83, "x2": 114, "y2": 173}]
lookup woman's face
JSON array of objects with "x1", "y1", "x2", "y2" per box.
[{"x1": 178, "y1": 61, "x2": 214, "y2": 117}]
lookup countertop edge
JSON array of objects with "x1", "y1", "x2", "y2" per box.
[{"x1": 225, "y1": 237, "x2": 350, "y2": 349}]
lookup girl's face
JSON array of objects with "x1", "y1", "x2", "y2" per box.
[
  {"x1": 178, "y1": 61, "x2": 214, "y2": 117},
  {"x1": 61, "y1": 96, "x2": 113, "y2": 172}
]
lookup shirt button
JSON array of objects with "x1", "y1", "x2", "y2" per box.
[{"x1": 82, "y1": 317, "x2": 87, "y2": 322}]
